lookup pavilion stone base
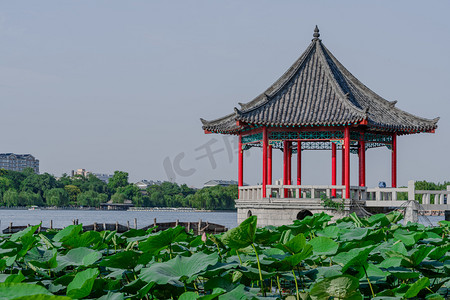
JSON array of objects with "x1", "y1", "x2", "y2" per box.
[
  {"x1": 235, "y1": 198, "x2": 365, "y2": 227},
  {"x1": 446, "y1": 211, "x2": 450, "y2": 221}
]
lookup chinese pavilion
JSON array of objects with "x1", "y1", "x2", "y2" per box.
[{"x1": 200, "y1": 27, "x2": 439, "y2": 224}]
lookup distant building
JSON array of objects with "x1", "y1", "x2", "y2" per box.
[
  {"x1": 0, "y1": 153, "x2": 39, "y2": 173},
  {"x1": 92, "y1": 173, "x2": 114, "y2": 183},
  {"x1": 71, "y1": 169, "x2": 113, "y2": 183},
  {"x1": 100, "y1": 199, "x2": 134, "y2": 210},
  {"x1": 72, "y1": 169, "x2": 90, "y2": 177},
  {"x1": 135, "y1": 180, "x2": 163, "y2": 190},
  {"x1": 203, "y1": 180, "x2": 239, "y2": 188}
]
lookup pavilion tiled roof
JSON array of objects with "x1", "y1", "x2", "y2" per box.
[{"x1": 201, "y1": 26, "x2": 439, "y2": 135}]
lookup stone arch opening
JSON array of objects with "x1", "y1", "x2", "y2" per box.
[
  {"x1": 247, "y1": 210, "x2": 253, "y2": 218},
  {"x1": 296, "y1": 209, "x2": 313, "y2": 220}
]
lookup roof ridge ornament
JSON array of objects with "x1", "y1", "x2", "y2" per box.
[{"x1": 312, "y1": 25, "x2": 320, "y2": 41}]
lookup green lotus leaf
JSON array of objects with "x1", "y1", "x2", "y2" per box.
[
  {"x1": 24, "y1": 248, "x2": 57, "y2": 269},
  {"x1": 378, "y1": 257, "x2": 402, "y2": 268},
  {"x1": 367, "y1": 214, "x2": 390, "y2": 227},
  {"x1": 62, "y1": 230, "x2": 102, "y2": 249},
  {"x1": 121, "y1": 229, "x2": 147, "y2": 238},
  {"x1": 387, "y1": 267, "x2": 420, "y2": 279},
  {"x1": 0, "y1": 282, "x2": 52, "y2": 299},
  {"x1": 204, "y1": 277, "x2": 238, "y2": 292},
  {"x1": 282, "y1": 233, "x2": 307, "y2": 254},
  {"x1": 310, "y1": 236, "x2": 339, "y2": 256},
  {"x1": 221, "y1": 216, "x2": 257, "y2": 250},
  {"x1": 386, "y1": 211, "x2": 403, "y2": 223},
  {"x1": 339, "y1": 227, "x2": 368, "y2": 242},
  {"x1": 10, "y1": 224, "x2": 40, "y2": 242},
  {"x1": 282, "y1": 244, "x2": 313, "y2": 267},
  {"x1": 254, "y1": 228, "x2": 280, "y2": 245},
  {"x1": 428, "y1": 243, "x2": 450, "y2": 261},
  {"x1": 179, "y1": 291, "x2": 199, "y2": 300},
  {"x1": 13, "y1": 296, "x2": 70, "y2": 300},
  {"x1": 279, "y1": 229, "x2": 295, "y2": 245},
  {"x1": 58, "y1": 247, "x2": 102, "y2": 268},
  {"x1": 139, "y1": 226, "x2": 187, "y2": 254},
  {"x1": 218, "y1": 284, "x2": 257, "y2": 300},
  {"x1": 348, "y1": 213, "x2": 366, "y2": 227},
  {"x1": 316, "y1": 226, "x2": 340, "y2": 239},
  {"x1": 262, "y1": 247, "x2": 285, "y2": 256},
  {"x1": 199, "y1": 288, "x2": 226, "y2": 300},
  {"x1": 333, "y1": 245, "x2": 375, "y2": 272},
  {"x1": 407, "y1": 245, "x2": 433, "y2": 267},
  {"x1": 52, "y1": 225, "x2": 82, "y2": 243},
  {"x1": 393, "y1": 229, "x2": 423, "y2": 247},
  {"x1": 404, "y1": 277, "x2": 430, "y2": 298},
  {"x1": 425, "y1": 293, "x2": 445, "y2": 300},
  {"x1": 66, "y1": 268, "x2": 99, "y2": 299},
  {"x1": 305, "y1": 265, "x2": 343, "y2": 281},
  {"x1": 310, "y1": 275, "x2": 362, "y2": 300},
  {"x1": 0, "y1": 271, "x2": 24, "y2": 284},
  {"x1": 97, "y1": 292, "x2": 125, "y2": 300},
  {"x1": 391, "y1": 241, "x2": 408, "y2": 256},
  {"x1": 201, "y1": 261, "x2": 240, "y2": 278},
  {"x1": 438, "y1": 220, "x2": 450, "y2": 227},
  {"x1": 239, "y1": 265, "x2": 275, "y2": 280},
  {"x1": 365, "y1": 264, "x2": 390, "y2": 281},
  {"x1": 139, "y1": 252, "x2": 219, "y2": 285},
  {"x1": 99, "y1": 250, "x2": 140, "y2": 270}
]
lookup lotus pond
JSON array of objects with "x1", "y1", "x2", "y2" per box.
[{"x1": 0, "y1": 212, "x2": 449, "y2": 299}]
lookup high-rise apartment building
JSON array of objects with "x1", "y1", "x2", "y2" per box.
[{"x1": 0, "y1": 153, "x2": 39, "y2": 173}]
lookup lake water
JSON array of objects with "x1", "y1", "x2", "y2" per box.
[
  {"x1": 0, "y1": 209, "x2": 238, "y2": 231},
  {"x1": 0, "y1": 209, "x2": 444, "y2": 232}
]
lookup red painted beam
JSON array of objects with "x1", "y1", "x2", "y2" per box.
[{"x1": 236, "y1": 120, "x2": 247, "y2": 127}]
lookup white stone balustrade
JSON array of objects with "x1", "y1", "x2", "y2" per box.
[{"x1": 238, "y1": 180, "x2": 450, "y2": 212}]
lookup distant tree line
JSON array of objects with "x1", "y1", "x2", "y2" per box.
[{"x1": 0, "y1": 168, "x2": 237, "y2": 210}]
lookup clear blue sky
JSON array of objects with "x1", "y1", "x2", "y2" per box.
[{"x1": 1, "y1": 1, "x2": 449, "y2": 188}]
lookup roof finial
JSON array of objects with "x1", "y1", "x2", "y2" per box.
[{"x1": 312, "y1": 25, "x2": 320, "y2": 41}]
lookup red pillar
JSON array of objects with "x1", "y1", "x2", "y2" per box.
[
  {"x1": 341, "y1": 145, "x2": 345, "y2": 185},
  {"x1": 238, "y1": 135, "x2": 243, "y2": 198},
  {"x1": 283, "y1": 141, "x2": 288, "y2": 185},
  {"x1": 358, "y1": 143, "x2": 362, "y2": 186},
  {"x1": 297, "y1": 141, "x2": 302, "y2": 185},
  {"x1": 392, "y1": 133, "x2": 397, "y2": 188},
  {"x1": 287, "y1": 142, "x2": 292, "y2": 185},
  {"x1": 344, "y1": 127, "x2": 351, "y2": 199},
  {"x1": 359, "y1": 136, "x2": 366, "y2": 187},
  {"x1": 331, "y1": 142, "x2": 337, "y2": 197},
  {"x1": 297, "y1": 141, "x2": 302, "y2": 198},
  {"x1": 267, "y1": 145, "x2": 272, "y2": 185},
  {"x1": 262, "y1": 127, "x2": 268, "y2": 197}
]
